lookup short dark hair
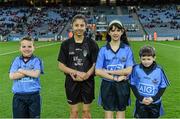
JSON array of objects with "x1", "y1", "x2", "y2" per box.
[
  {"x1": 20, "y1": 37, "x2": 34, "y2": 46},
  {"x1": 20, "y1": 37, "x2": 33, "y2": 42},
  {"x1": 72, "y1": 14, "x2": 87, "y2": 25},
  {"x1": 139, "y1": 45, "x2": 155, "y2": 57}
]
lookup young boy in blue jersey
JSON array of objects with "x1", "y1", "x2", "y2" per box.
[
  {"x1": 130, "y1": 45, "x2": 170, "y2": 118},
  {"x1": 95, "y1": 20, "x2": 135, "y2": 118},
  {"x1": 9, "y1": 37, "x2": 44, "y2": 118}
]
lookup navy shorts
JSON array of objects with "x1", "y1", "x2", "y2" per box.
[
  {"x1": 65, "y1": 77, "x2": 95, "y2": 105},
  {"x1": 134, "y1": 100, "x2": 161, "y2": 118},
  {"x1": 100, "y1": 80, "x2": 130, "y2": 111},
  {"x1": 13, "y1": 92, "x2": 41, "y2": 118}
]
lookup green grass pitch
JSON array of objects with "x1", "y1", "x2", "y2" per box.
[{"x1": 0, "y1": 40, "x2": 180, "y2": 118}]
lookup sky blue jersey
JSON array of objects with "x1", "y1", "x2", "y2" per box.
[
  {"x1": 9, "y1": 55, "x2": 44, "y2": 94},
  {"x1": 96, "y1": 42, "x2": 135, "y2": 82},
  {"x1": 130, "y1": 64, "x2": 170, "y2": 103}
]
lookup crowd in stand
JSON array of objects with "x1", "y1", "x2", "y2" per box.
[
  {"x1": 0, "y1": 5, "x2": 81, "y2": 40},
  {"x1": 137, "y1": 5, "x2": 180, "y2": 37}
]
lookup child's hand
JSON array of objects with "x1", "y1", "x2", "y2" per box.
[
  {"x1": 142, "y1": 97, "x2": 153, "y2": 105},
  {"x1": 70, "y1": 72, "x2": 77, "y2": 81},
  {"x1": 114, "y1": 76, "x2": 126, "y2": 82},
  {"x1": 75, "y1": 75, "x2": 84, "y2": 81},
  {"x1": 146, "y1": 97, "x2": 153, "y2": 104},
  {"x1": 70, "y1": 71, "x2": 84, "y2": 82},
  {"x1": 142, "y1": 98, "x2": 148, "y2": 105},
  {"x1": 76, "y1": 71, "x2": 90, "y2": 80}
]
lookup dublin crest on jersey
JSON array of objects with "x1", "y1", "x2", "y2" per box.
[
  {"x1": 29, "y1": 65, "x2": 34, "y2": 69},
  {"x1": 121, "y1": 56, "x2": 126, "y2": 62},
  {"x1": 83, "y1": 50, "x2": 88, "y2": 57},
  {"x1": 152, "y1": 79, "x2": 159, "y2": 84}
]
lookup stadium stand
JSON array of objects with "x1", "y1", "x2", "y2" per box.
[
  {"x1": 0, "y1": 3, "x2": 179, "y2": 41},
  {"x1": 137, "y1": 5, "x2": 180, "y2": 38}
]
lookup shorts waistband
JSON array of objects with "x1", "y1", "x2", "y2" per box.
[{"x1": 14, "y1": 91, "x2": 39, "y2": 95}]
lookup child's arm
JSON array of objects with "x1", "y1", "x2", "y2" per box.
[
  {"x1": 9, "y1": 72, "x2": 25, "y2": 80},
  {"x1": 95, "y1": 69, "x2": 114, "y2": 81},
  {"x1": 58, "y1": 62, "x2": 78, "y2": 75},
  {"x1": 131, "y1": 84, "x2": 153, "y2": 105},
  {"x1": 142, "y1": 88, "x2": 166, "y2": 105},
  {"x1": 151, "y1": 88, "x2": 166, "y2": 102},
  {"x1": 58, "y1": 62, "x2": 84, "y2": 81},
  {"x1": 115, "y1": 75, "x2": 127, "y2": 82},
  {"x1": 18, "y1": 69, "x2": 41, "y2": 78},
  {"x1": 77, "y1": 63, "x2": 96, "y2": 80},
  {"x1": 130, "y1": 84, "x2": 144, "y2": 102},
  {"x1": 86, "y1": 63, "x2": 95, "y2": 77},
  {"x1": 105, "y1": 66, "x2": 132, "y2": 76},
  {"x1": 96, "y1": 69, "x2": 127, "y2": 81}
]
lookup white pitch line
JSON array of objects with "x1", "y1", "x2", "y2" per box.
[
  {"x1": 154, "y1": 42, "x2": 180, "y2": 49},
  {"x1": 0, "y1": 42, "x2": 60, "y2": 56}
]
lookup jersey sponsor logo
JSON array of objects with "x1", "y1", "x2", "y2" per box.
[
  {"x1": 138, "y1": 83, "x2": 155, "y2": 96},
  {"x1": 69, "y1": 51, "x2": 75, "y2": 55},
  {"x1": 73, "y1": 56, "x2": 83, "y2": 66},
  {"x1": 107, "y1": 64, "x2": 124, "y2": 71},
  {"x1": 20, "y1": 77, "x2": 34, "y2": 82},
  {"x1": 75, "y1": 48, "x2": 82, "y2": 51}
]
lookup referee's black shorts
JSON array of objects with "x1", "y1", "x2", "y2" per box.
[
  {"x1": 13, "y1": 91, "x2": 41, "y2": 118},
  {"x1": 65, "y1": 77, "x2": 95, "y2": 105},
  {"x1": 134, "y1": 100, "x2": 161, "y2": 118},
  {"x1": 100, "y1": 80, "x2": 130, "y2": 111}
]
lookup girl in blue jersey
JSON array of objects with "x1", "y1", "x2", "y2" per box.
[
  {"x1": 9, "y1": 37, "x2": 44, "y2": 118},
  {"x1": 130, "y1": 45, "x2": 170, "y2": 118},
  {"x1": 95, "y1": 20, "x2": 135, "y2": 118}
]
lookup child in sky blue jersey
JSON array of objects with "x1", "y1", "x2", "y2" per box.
[
  {"x1": 95, "y1": 20, "x2": 135, "y2": 118},
  {"x1": 130, "y1": 45, "x2": 170, "y2": 118},
  {"x1": 9, "y1": 37, "x2": 44, "y2": 118}
]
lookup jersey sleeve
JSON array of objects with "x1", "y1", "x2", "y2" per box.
[
  {"x1": 95, "y1": 47, "x2": 104, "y2": 69},
  {"x1": 9, "y1": 57, "x2": 19, "y2": 73},
  {"x1": 57, "y1": 42, "x2": 68, "y2": 65},
  {"x1": 159, "y1": 69, "x2": 170, "y2": 88},
  {"x1": 130, "y1": 66, "x2": 138, "y2": 86},
  {"x1": 34, "y1": 58, "x2": 44, "y2": 74},
  {"x1": 125, "y1": 47, "x2": 135, "y2": 68}
]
